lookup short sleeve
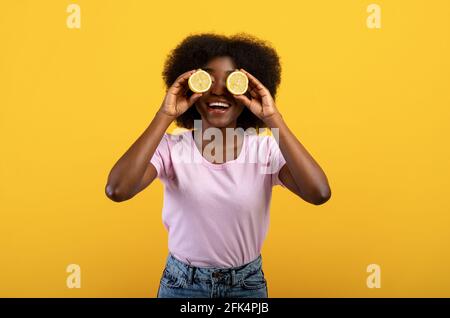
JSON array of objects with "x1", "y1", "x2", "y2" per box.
[
  {"x1": 267, "y1": 136, "x2": 287, "y2": 187},
  {"x1": 149, "y1": 133, "x2": 174, "y2": 181}
]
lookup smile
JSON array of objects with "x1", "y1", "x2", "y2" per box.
[{"x1": 207, "y1": 102, "x2": 231, "y2": 114}]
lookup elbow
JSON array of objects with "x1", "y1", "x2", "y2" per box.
[
  {"x1": 105, "y1": 184, "x2": 127, "y2": 203},
  {"x1": 310, "y1": 187, "x2": 332, "y2": 205}
]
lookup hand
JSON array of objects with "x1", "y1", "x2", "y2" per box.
[
  {"x1": 158, "y1": 69, "x2": 203, "y2": 119},
  {"x1": 232, "y1": 68, "x2": 281, "y2": 123}
]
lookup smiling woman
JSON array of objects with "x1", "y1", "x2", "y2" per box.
[
  {"x1": 105, "y1": 32, "x2": 331, "y2": 299},
  {"x1": 193, "y1": 56, "x2": 247, "y2": 128},
  {"x1": 162, "y1": 33, "x2": 282, "y2": 130}
]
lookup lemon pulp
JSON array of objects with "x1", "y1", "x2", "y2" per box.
[
  {"x1": 188, "y1": 70, "x2": 212, "y2": 93},
  {"x1": 226, "y1": 71, "x2": 248, "y2": 95}
]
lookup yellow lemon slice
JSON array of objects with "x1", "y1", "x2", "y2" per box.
[
  {"x1": 188, "y1": 69, "x2": 212, "y2": 93},
  {"x1": 226, "y1": 70, "x2": 248, "y2": 95}
]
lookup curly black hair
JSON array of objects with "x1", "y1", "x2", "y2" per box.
[{"x1": 162, "y1": 33, "x2": 282, "y2": 130}]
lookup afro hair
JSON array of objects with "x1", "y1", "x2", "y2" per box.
[{"x1": 162, "y1": 33, "x2": 282, "y2": 130}]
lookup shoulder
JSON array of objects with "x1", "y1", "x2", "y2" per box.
[
  {"x1": 161, "y1": 129, "x2": 191, "y2": 145},
  {"x1": 245, "y1": 131, "x2": 279, "y2": 150}
]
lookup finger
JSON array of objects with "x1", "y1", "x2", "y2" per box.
[
  {"x1": 179, "y1": 69, "x2": 198, "y2": 82},
  {"x1": 232, "y1": 94, "x2": 252, "y2": 108},
  {"x1": 171, "y1": 69, "x2": 198, "y2": 93},
  {"x1": 248, "y1": 87, "x2": 259, "y2": 99},
  {"x1": 247, "y1": 80, "x2": 257, "y2": 90},
  {"x1": 187, "y1": 93, "x2": 203, "y2": 107}
]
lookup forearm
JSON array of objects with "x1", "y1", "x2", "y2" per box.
[
  {"x1": 105, "y1": 110, "x2": 174, "y2": 200},
  {"x1": 265, "y1": 113, "x2": 331, "y2": 201}
]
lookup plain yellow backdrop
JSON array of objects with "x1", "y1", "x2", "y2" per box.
[{"x1": 1, "y1": 0, "x2": 449, "y2": 297}]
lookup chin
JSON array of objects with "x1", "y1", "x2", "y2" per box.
[
  {"x1": 205, "y1": 117, "x2": 236, "y2": 128},
  {"x1": 195, "y1": 105, "x2": 239, "y2": 128}
]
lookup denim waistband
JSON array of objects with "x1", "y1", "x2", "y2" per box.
[{"x1": 164, "y1": 253, "x2": 263, "y2": 286}]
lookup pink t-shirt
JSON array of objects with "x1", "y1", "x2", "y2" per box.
[{"x1": 150, "y1": 129, "x2": 286, "y2": 268}]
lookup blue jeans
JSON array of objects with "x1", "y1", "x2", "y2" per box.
[{"x1": 157, "y1": 253, "x2": 268, "y2": 298}]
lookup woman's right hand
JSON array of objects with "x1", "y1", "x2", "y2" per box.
[{"x1": 158, "y1": 69, "x2": 203, "y2": 119}]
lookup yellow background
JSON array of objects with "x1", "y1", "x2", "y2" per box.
[{"x1": 1, "y1": 0, "x2": 449, "y2": 297}]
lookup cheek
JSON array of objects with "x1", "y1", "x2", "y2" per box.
[
  {"x1": 195, "y1": 101, "x2": 206, "y2": 112},
  {"x1": 194, "y1": 104, "x2": 204, "y2": 117},
  {"x1": 234, "y1": 103, "x2": 245, "y2": 115}
]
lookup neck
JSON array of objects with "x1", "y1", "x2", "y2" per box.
[{"x1": 192, "y1": 119, "x2": 245, "y2": 162}]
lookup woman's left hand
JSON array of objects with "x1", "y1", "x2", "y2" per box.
[{"x1": 233, "y1": 68, "x2": 281, "y2": 123}]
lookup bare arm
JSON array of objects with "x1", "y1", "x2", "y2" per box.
[
  {"x1": 105, "y1": 111, "x2": 173, "y2": 202},
  {"x1": 233, "y1": 68, "x2": 331, "y2": 205},
  {"x1": 105, "y1": 69, "x2": 203, "y2": 202},
  {"x1": 266, "y1": 113, "x2": 331, "y2": 205}
]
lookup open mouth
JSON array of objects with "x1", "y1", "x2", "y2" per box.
[{"x1": 207, "y1": 101, "x2": 231, "y2": 114}]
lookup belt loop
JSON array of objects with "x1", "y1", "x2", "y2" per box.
[
  {"x1": 231, "y1": 269, "x2": 236, "y2": 286},
  {"x1": 187, "y1": 266, "x2": 196, "y2": 285}
]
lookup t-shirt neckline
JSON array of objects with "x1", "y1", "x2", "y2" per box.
[{"x1": 189, "y1": 129, "x2": 247, "y2": 169}]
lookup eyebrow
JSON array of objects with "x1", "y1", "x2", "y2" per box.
[{"x1": 203, "y1": 67, "x2": 236, "y2": 74}]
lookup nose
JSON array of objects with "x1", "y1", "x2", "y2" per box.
[{"x1": 209, "y1": 75, "x2": 228, "y2": 95}]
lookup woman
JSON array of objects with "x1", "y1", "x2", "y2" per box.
[{"x1": 105, "y1": 33, "x2": 331, "y2": 298}]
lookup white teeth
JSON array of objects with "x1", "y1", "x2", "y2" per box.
[{"x1": 208, "y1": 102, "x2": 230, "y2": 108}]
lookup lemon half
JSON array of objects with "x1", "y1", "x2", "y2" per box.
[
  {"x1": 226, "y1": 71, "x2": 248, "y2": 95},
  {"x1": 188, "y1": 69, "x2": 212, "y2": 93}
]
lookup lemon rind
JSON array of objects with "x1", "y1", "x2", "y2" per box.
[
  {"x1": 188, "y1": 70, "x2": 212, "y2": 93},
  {"x1": 226, "y1": 71, "x2": 248, "y2": 95}
]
